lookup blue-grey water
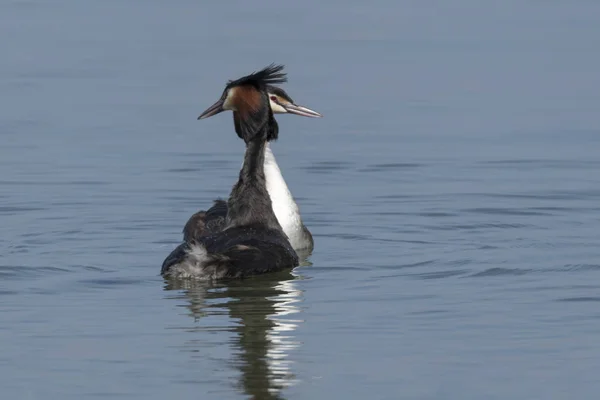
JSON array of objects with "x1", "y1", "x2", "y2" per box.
[{"x1": 2, "y1": 1, "x2": 600, "y2": 399}]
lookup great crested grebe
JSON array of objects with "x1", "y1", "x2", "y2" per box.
[
  {"x1": 182, "y1": 85, "x2": 321, "y2": 253},
  {"x1": 162, "y1": 64, "x2": 301, "y2": 280}
]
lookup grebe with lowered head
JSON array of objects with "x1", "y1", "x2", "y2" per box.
[
  {"x1": 162, "y1": 64, "x2": 299, "y2": 280},
  {"x1": 183, "y1": 85, "x2": 322, "y2": 254}
]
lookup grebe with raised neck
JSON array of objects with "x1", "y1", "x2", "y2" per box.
[
  {"x1": 182, "y1": 85, "x2": 321, "y2": 254},
  {"x1": 162, "y1": 65, "x2": 302, "y2": 280}
]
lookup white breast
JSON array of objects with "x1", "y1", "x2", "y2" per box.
[
  {"x1": 237, "y1": 143, "x2": 308, "y2": 250},
  {"x1": 263, "y1": 144, "x2": 306, "y2": 249}
]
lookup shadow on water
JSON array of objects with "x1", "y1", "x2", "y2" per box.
[{"x1": 164, "y1": 268, "x2": 305, "y2": 399}]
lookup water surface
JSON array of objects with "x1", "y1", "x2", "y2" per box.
[{"x1": 2, "y1": 1, "x2": 600, "y2": 399}]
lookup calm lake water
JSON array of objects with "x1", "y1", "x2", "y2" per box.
[{"x1": 2, "y1": 1, "x2": 600, "y2": 399}]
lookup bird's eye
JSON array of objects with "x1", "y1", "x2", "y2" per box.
[{"x1": 270, "y1": 96, "x2": 278, "y2": 102}]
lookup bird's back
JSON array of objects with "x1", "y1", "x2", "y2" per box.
[
  {"x1": 163, "y1": 224, "x2": 298, "y2": 280},
  {"x1": 182, "y1": 200, "x2": 228, "y2": 241}
]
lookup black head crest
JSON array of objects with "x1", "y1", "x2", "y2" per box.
[{"x1": 226, "y1": 64, "x2": 287, "y2": 90}]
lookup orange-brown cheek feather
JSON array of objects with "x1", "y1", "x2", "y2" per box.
[{"x1": 233, "y1": 86, "x2": 262, "y2": 117}]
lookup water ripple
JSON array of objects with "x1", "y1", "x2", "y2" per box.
[
  {"x1": 0, "y1": 206, "x2": 46, "y2": 214},
  {"x1": 0, "y1": 265, "x2": 71, "y2": 279},
  {"x1": 359, "y1": 162, "x2": 422, "y2": 172},
  {"x1": 470, "y1": 267, "x2": 531, "y2": 278},
  {"x1": 410, "y1": 269, "x2": 469, "y2": 280},
  {"x1": 556, "y1": 297, "x2": 600, "y2": 303},
  {"x1": 303, "y1": 161, "x2": 353, "y2": 174},
  {"x1": 77, "y1": 278, "x2": 144, "y2": 288},
  {"x1": 464, "y1": 207, "x2": 552, "y2": 216}
]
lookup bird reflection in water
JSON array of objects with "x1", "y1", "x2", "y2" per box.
[{"x1": 164, "y1": 268, "x2": 305, "y2": 399}]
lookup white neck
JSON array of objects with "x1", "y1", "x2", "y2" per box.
[
  {"x1": 237, "y1": 143, "x2": 309, "y2": 250},
  {"x1": 263, "y1": 143, "x2": 306, "y2": 249}
]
